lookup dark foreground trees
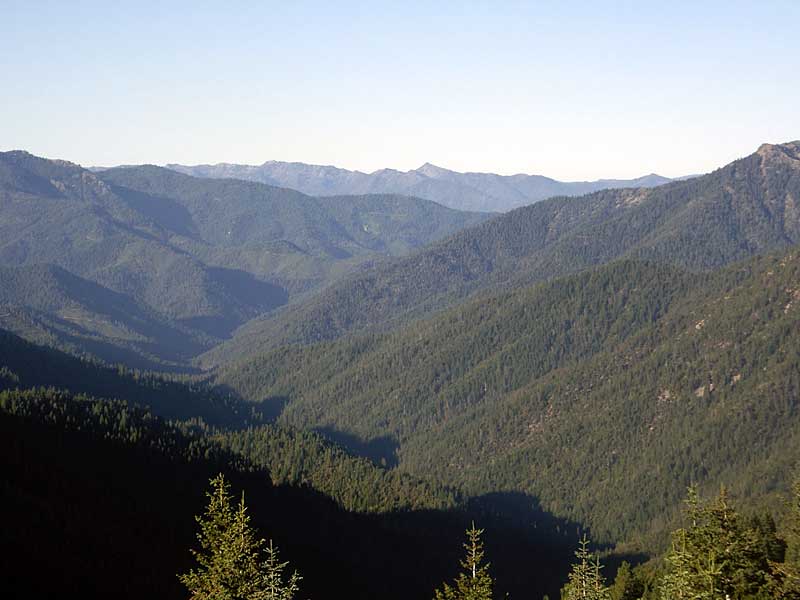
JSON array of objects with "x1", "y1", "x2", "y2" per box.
[
  {"x1": 559, "y1": 481, "x2": 800, "y2": 600},
  {"x1": 655, "y1": 485, "x2": 800, "y2": 600},
  {"x1": 178, "y1": 474, "x2": 301, "y2": 600},
  {"x1": 659, "y1": 486, "x2": 772, "y2": 600},
  {"x1": 593, "y1": 482, "x2": 800, "y2": 600},
  {"x1": 174, "y1": 470, "x2": 800, "y2": 600}
]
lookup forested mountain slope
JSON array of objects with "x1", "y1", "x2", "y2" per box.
[
  {"x1": 217, "y1": 245, "x2": 800, "y2": 550},
  {"x1": 0, "y1": 388, "x2": 453, "y2": 600},
  {"x1": 205, "y1": 141, "x2": 800, "y2": 366},
  {"x1": 97, "y1": 165, "x2": 488, "y2": 268},
  {"x1": 0, "y1": 328, "x2": 254, "y2": 425},
  {"x1": 0, "y1": 151, "x2": 486, "y2": 365},
  {"x1": 168, "y1": 158, "x2": 674, "y2": 213},
  {"x1": 0, "y1": 263, "x2": 210, "y2": 369},
  {"x1": 0, "y1": 327, "x2": 456, "y2": 512}
]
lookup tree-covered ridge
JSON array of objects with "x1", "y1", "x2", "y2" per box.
[
  {"x1": 3, "y1": 382, "x2": 798, "y2": 598},
  {"x1": 0, "y1": 387, "x2": 242, "y2": 467},
  {"x1": 97, "y1": 164, "x2": 488, "y2": 260},
  {"x1": 0, "y1": 328, "x2": 257, "y2": 426},
  {"x1": 219, "y1": 425, "x2": 458, "y2": 512},
  {"x1": 217, "y1": 259, "x2": 694, "y2": 433},
  {"x1": 0, "y1": 151, "x2": 487, "y2": 366},
  {"x1": 216, "y1": 244, "x2": 800, "y2": 550},
  {"x1": 0, "y1": 263, "x2": 212, "y2": 370},
  {"x1": 0, "y1": 327, "x2": 457, "y2": 513},
  {"x1": 205, "y1": 141, "x2": 800, "y2": 365},
  {"x1": 426, "y1": 246, "x2": 800, "y2": 546}
]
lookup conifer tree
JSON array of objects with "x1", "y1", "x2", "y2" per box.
[
  {"x1": 749, "y1": 512, "x2": 786, "y2": 564},
  {"x1": 609, "y1": 561, "x2": 643, "y2": 600},
  {"x1": 787, "y1": 477, "x2": 800, "y2": 568},
  {"x1": 178, "y1": 474, "x2": 302, "y2": 600},
  {"x1": 257, "y1": 540, "x2": 301, "y2": 600},
  {"x1": 433, "y1": 522, "x2": 494, "y2": 600},
  {"x1": 660, "y1": 529, "x2": 694, "y2": 600},
  {"x1": 562, "y1": 535, "x2": 609, "y2": 600},
  {"x1": 659, "y1": 486, "x2": 771, "y2": 600},
  {"x1": 772, "y1": 477, "x2": 800, "y2": 599}
]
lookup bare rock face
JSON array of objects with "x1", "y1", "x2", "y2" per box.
[
  {"x1": 752, "y1": 141, "x2": 800, "y2": 241},
  {"x1": 757, "y1": 140, "x2": 800, "y2": 164}
]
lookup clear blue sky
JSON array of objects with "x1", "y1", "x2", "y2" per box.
[{"x1": 2, "y1": 1, "x2": 798, "y2": 179}]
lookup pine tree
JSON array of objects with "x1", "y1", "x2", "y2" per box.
[
  {"x1": 256, "y1": 541, "x2": 301, "y2": 600},
  {"x1": 610, "y1": 561, "x2": 643, "y2": 600},
  {"x1": 178, "y1": 474, "x2": 302, "y2": 600},
  {"x1": 562, "y1": 535, "x2": 610, "y2": 600},
  {"x1": 659, "y1": 486, "x2": 772, "y2": 600},
  {"x1": 772, "y1": 477, "x2": 800, "y2": 600},
  {"x1": 787, "y1": 477, "x2": 800, "y2": 568},
  {"x1": 660, "y1": 528, "x2": 695, "y2": 600},
  {"x1": 433, "y1": 522, "x2": 494, "y2": 600}
]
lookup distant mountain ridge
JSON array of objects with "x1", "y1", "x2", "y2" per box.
[{"x1": 166, "y1": 159, "x2": 678, "y2": 213}]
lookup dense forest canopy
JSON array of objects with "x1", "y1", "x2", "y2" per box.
[{"x1": 218, "y1": 245, "x2": 800, "y2": 548}]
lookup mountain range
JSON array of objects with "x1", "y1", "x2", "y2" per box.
[
  {"x1": 166, "y1": 159, "x2": 679, "y2": 213},
  {"x1": 2, "y1": 140, "x2": 800, "y2": 597},
  {"x1": 199, "y1": 141, "x2": 800, "y2": 552},
  {"x1": 0, "y1": 151, "x2": 487, "y2": 367},
  {"x1": 203, "y1": 141, "x2": 800, "y2": 366},
  {"x1": 3, "y1": 141, "x2": 797, "y2": 373}
]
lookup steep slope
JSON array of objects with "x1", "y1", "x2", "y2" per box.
[
  {"x1": 168, "y1": 159, "x2": 675, "y2": 213},
  {"x1": 0, "y1": 327, "x2": 456, "y2": 511},
  {"x1": 0, "y1": 327, "x2": 255, "y2": 425},
  {"x1": 0, "y1": 389, "x2": 449, "y2": 600},
  {"x1": 99, "y1": 165, "x2": 488, "y2": 266},
  {"x1": 216, "y1": 245, "x2": 800, "y2": 550},
  {"x1": 205, "y1": 141, "x2": 800, "y2": 366},
  {"x1": 0, "y1": 264, "x2": 210, "y2": 369},
  {"x1": 0, "y1": 151, "x2": 487, "y2": 365}
]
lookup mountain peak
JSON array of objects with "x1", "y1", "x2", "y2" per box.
[
  {"x1": 757, "y1": 141, "x2": 800, "y2": 165},
  {"x1": 415, "y1": 162, "x2": 454, "y2": 177}
]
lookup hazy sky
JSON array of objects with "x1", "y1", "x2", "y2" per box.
[{"x1": 2, "y1": 1, "x2": 799, "y2": 179}]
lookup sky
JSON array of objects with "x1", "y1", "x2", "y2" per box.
[{"x1": 2, "y1": 1, "x2": 799, "y2": 180}]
